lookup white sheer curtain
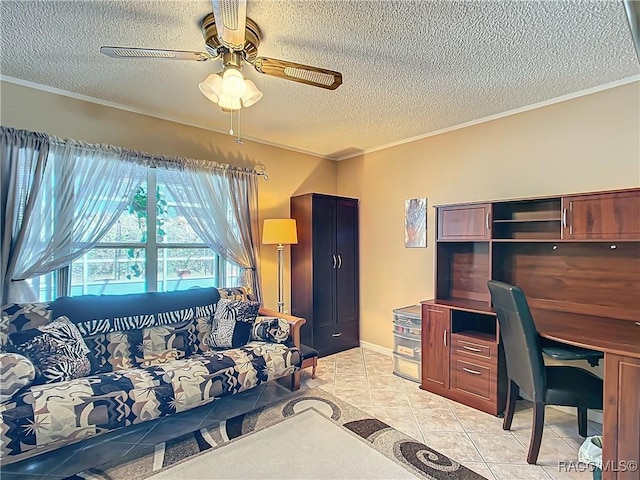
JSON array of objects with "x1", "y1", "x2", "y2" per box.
[
  {"x1": 159, "y1": 164, "x2": 263, "y2": 302},
  {"x1": 1, "y1": 128, "x2": 50, "y2": 306},
  {"x1": 226, "y1": 169, "x2": 262, "y2": 302},
  {"x1": 6, "y1": 139, "x2": 146, "y2": 303}
]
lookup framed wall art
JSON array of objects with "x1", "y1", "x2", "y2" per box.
[{"x1": 405, "y1": 198, "x2": 427, "y2": 248}]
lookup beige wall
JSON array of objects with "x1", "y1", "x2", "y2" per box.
[
  {"x1": 2, "y1": 80, "x2": 639, "y2": 352},
  {"x1": 0, "y1": 80, "x2": 337, "y2": 310},
  {"x1": 338, "y1": 81, "x2": 640, "y2": 351}
]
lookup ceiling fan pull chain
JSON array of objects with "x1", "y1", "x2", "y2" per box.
[
  {"x1": 236, "y1": 110, "x2": 244, "y2": 144},
  {"x1": 229, "y1": 111, "x2": 234, "y2": 136}
]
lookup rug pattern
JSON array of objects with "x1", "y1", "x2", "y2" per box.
[{"x1": 64, "y1": 388, "x2": 485, "y2": 480}]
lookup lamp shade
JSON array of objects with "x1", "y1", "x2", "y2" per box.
[{"x1": 262, "y1": 219, "x2": 298, "y2": 245}]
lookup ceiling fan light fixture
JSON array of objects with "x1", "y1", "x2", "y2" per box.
[
  {"x1": 221, "y1": 66, "x2": 247, "y2": 97},
  {"x1": 241, "y1": 79, "x2": 263, "y2": 107},
  {"x1": 198, "y1": 73, "x2": 223, "y2": 103},
  {"x1": 218, "y1": 93, "x2": 242, "y2": 111}
]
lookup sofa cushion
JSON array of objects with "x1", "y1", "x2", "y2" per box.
[
  {"x1": 48, "y1": 288, "x2": 220, "y2": 372},
  {"x1": 49, "y1": 287, "x2": 221, "y2": 335},
  {"x1": 251, "y1": 316, "x2": 290, "y2": 343},
  {"x1": 0, "y1": 353, "x2": 36, "y2": 403},
  {"x1": 0, "y1": 341, "x2": 301, "y2": 461},
  {"x1": 0, "y1": 302, "x2": 51, "y2": 351},
  {"x1": 7, "y1": 316, "x2": 92, "y2": 384},
  {"x1": 206, "y1": 299, "x2": 259, "y2": 349},
  {"x1": 139, "y1": 321, "x2": 197, "y2": 366}
]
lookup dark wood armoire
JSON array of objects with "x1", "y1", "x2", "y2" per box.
[{"x1": 290, "y1": 193, "x2": 359, "y2": 357}]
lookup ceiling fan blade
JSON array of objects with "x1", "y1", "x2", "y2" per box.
[
  {"x1": 211, "y1": 0, "x2": 247, "y2": 51},
  {"x1": 253, "y1": 57, "x2": 342, "y2": 90},
  {"x1": 623, "y1": 0, "x2": 640, "y2": 62},
  {"x1": 100, "y1": 46, "x2": 215, "y2": 61}
]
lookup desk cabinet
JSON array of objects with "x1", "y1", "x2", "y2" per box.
[
  {"x1": 562, "y1": 190, "x2": 640, "y2": 240},
  {"x1": 603, "y1": 354, "x2": 640, "y2": 480},
  {"x1": 421, "y1": 302, "x2": 506, "y2": 415},
  {"x1": 421, "y1": 304, "x2": 450, "y2": 390},
  {"x1": 437, "y1": 203, "x2": 491, "y2": 240}
]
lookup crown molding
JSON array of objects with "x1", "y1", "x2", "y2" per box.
[
  {"x1": 0, "y1": 75, "x2": 330, "y2": 161},
  {"x1": 2, "y1": 74, "x2": 638, "y2": 163},
  {"x1": 335, "y1": 75, "x2": 640, "y2": 161}
]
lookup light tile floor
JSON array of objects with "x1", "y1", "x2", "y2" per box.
[{"x1": 1, "y1": 347, "x2": 599, "y2": 480}]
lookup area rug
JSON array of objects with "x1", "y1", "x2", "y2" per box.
[{"x1": 65, "y1": 388, "x2": 485, "y2": 480}]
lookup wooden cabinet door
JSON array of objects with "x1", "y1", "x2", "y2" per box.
[
  {"x1": 603, "y1": 354, "x2": 640, "y2": 480},
  {"x1": 312, "y1": 196, "x2": 337, "y2": 329},
  {"x1": 438, "y1": 203, "x2": 492, "y2": 240},
  {"x1": 421, "y1": 304, "x2": 451, "y2": 391},
  {"x1": 335, "y1": 198, "x2": 359, "y2": 325},
  {"x1": 563, "y1": 190, "x2": 640, "y2": 240}
]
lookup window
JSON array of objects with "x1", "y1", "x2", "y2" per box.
[{"x1": 65, "y1": 170, "x2": 240, "y2": 297}]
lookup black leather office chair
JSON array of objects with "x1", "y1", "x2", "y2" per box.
[
  {"x1": 487, "y1": 280, "x2": 603, "y2": 465},
  {"x1": 540, "y1": 338, "x2": 603, "y2": 367}
]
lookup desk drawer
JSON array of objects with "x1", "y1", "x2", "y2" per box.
[
  {"x1": 451, "y1": 354, "x2": 495, "y2": 401},
  {"x1": 452, "y1": 333, "x2": 497, "y2": 363}
]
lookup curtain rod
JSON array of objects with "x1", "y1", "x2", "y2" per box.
[{"x1": 2, "y1": 127, "x2": 269, "y2": 180}]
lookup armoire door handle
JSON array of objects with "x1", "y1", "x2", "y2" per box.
[
  {"x1": 332, "y1": 255, "x2": 336, "y2": 268},
  {"x1": 337, "y1": 254, "x2": 342, "y2": 268}
]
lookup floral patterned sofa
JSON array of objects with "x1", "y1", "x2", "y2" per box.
[{"x1": 0, "y1": 287, "x2": 305, "y2": 464}]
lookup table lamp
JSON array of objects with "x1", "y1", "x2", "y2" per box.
[{"x1": 262, "y1": 219, "x2": 298, "y2": 313}]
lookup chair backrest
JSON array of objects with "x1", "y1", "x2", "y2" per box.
[{"x1": 487, "y1": 280, "x2": 546, "y2": 401}]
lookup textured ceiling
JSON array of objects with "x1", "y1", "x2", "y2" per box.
[{"x1": 1, "y1": 0, "x2": 638, "y2": 160}]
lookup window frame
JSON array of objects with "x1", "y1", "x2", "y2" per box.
[{"x1": 63, "y1": 169, "x2": 239, "y2": 298}]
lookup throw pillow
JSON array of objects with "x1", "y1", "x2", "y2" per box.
[
  {"x1": 251, "y1": 316, "x2": 290, "y2": 343},
  {"x1": 0, "y1": 353, "x2": 36, "y2": 403},
  {"x1": 206, "y1": 299, "x2": 260, "y2": 349},
  {"x1": 8, "y1": 316, "x2": 92, "y2": 384}
]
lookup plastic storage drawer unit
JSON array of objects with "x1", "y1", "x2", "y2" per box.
[
  {"x1": 393, "y1": 353, "x2": 421, "y2": 382},
  {"x1": 392, "y1": 305, "x2": 422, "y2": 382}
]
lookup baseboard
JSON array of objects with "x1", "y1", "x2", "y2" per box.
[
  {"x1": 549, "y1": 406, "x2": 603, "y2": 425},
  {"x1": 359, "y1": 341, "x2": 393, "y2": 357}
]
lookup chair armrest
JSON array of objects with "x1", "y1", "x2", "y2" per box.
[{"x1": 258, "y1": 307, "x2": 306, "y2": 349}]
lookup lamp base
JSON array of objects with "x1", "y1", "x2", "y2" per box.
[{"x1": 277, "y1": 244, "x2": 285, "y2": 314}]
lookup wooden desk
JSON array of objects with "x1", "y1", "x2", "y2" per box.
[
  {"x1": 531, "y1": 309, "x2": 640, "y2": 480},
  {"x1": 429, "y1": 188, "x2": 639, "y2": 478}
]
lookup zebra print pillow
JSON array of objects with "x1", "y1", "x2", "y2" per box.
[
  {"x1": 7, "y1": 316, "x2": 92, "y2": 384},
  {"x1": 206, "y1": 299, "x2": 260, "y2": 349}
]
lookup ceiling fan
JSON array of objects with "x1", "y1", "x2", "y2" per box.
[{"x1": 100, "y1": 0, "x2": 343, "y2": 111}]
